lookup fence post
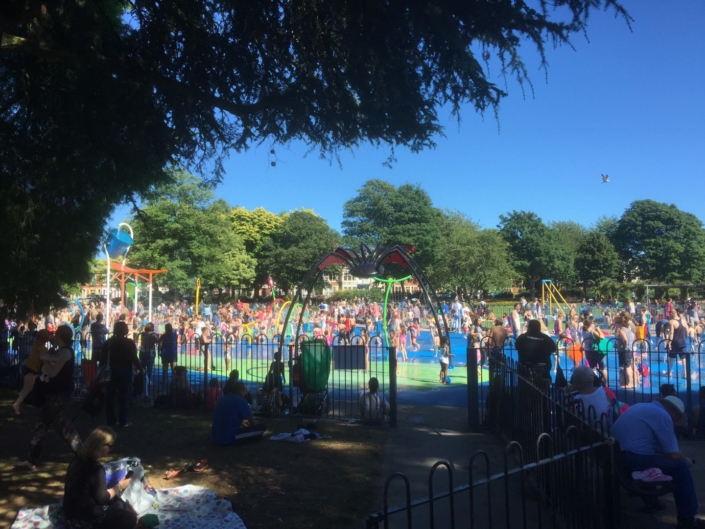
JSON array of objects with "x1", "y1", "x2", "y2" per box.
[
  {"x1": 685, "y1": 353, "x2": 693, "y2": 437},
  {"x1": 389, "y1": 346, "x2": 397, "y2": 428},
  {"x1": 468, "y1": 334, "x2": 480, "y2": 431}
]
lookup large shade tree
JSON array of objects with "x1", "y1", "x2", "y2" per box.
[
  {"x1": 575, "y1": 231, "x2": 621, "y2": 295},
  {"x1": 342, "y1": 179, "x2": 443, "y2": 271},
  {"x1": 1, "y1": 0, "x2": 629, "y2": 315},
  {"x1": 611, "y1": 200, "x2": 705, "y2": 283},
  {"x1": 431, "y1": 212, "x2": 515, "y2": 300},
  {"x1": 498, "y1": 210, "x2": 575, "y2": 296},
  {"x1": 125, "y1": 172, "x2": 256, "y2": 298},
  {"x1": 260, "y1": 210, "x2": 340, "y2": 293}
]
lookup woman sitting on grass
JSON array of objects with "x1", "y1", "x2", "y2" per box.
[{"x1": 63, "y1": 426, "x2": 135, "y2": 529}]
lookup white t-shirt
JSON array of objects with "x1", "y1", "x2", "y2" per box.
[
  {"x1": 575, "y1": 388, "x2": 610, "y2": 420},
  {"x1": 358, "y1": 390, "x2": 390, "y2": 420}
]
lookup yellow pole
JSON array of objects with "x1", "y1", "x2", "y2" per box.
[{"x1": 195, "y1": 278, "x2": 201, "y2": 316}]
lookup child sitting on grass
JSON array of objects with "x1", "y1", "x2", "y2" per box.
[{"x1": 206, "y1": 377, "x2": 222, "y2": 410}]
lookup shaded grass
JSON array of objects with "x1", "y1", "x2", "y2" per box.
[{"x1": 0, "y1": 388, "x2": 387, "y2": 528}]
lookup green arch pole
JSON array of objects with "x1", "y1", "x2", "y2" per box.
[{"x1": 374, "y1": 275, "x2": 412, "y2": 344}]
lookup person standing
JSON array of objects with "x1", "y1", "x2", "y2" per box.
[
  {"x1": 509, "y1": 303, "x2": 522, "y2": 340},
  {"x1": 514, "y1": 320, "x2": 556, "y2": 381},
  {"x1": 138, "y1": 322, "x2": 158, "y2": 380},
  {"x1": 665, "y1": 297, "x2": 675, "y2": 320},
  {"x1": 89, "y1": 313, "x2": 109, "y2": 360},
  {"x1": 16, "y1": 325, "x2": 82, "y2": 471},
  {"x1": 665, "y1": 309, "x2": 688, "y2": 379},
  {"x1": 159, "y1": 323, "x2": 178, "y2": 385},
  {"x1": 100, "y1": 321, "x2": 141, "y2": 427}
]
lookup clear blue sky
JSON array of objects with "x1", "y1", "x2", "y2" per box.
[{"x1": 112, "y1": 1, "x2": 704, "y2": 233}]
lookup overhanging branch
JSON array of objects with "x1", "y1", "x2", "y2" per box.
[{"x1": 1, "y1": 33, "x2": 294, "y2": 120}]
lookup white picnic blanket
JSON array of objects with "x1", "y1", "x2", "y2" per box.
[{"x1": 12, "y1": 485, "x2": 247, "y2": 529}]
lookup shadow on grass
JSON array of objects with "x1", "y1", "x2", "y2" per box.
[{"x1": 0, "y1": 389, "x2": 388, "y2": 529}]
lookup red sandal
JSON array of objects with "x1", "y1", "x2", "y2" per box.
[{"x1": 164, "y1": 467, "x2": 185, "y2": 480}]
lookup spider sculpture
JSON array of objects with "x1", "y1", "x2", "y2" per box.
[{"x1": 317, "y1": 243, "x2": 416, "y2": 278}]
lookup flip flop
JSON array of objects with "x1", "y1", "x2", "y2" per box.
[
  {"x1": 164, "y1": 467, "x2": 185, "y2": 480},
  {"x1": 185, "y1": 459, "x2": 209, "y2": 473}
]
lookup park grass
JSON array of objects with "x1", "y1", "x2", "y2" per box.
[{"x1": 0, "y1": 388, "x2": 388, "y2": 529}]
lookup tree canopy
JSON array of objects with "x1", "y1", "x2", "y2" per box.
[
  {"x1": 575, "y1": 231, "x2": 621, "y2": 294},
  {"x1": 498, "y1": 211, "x2": 575, "y2": 295},
  {"x1": 431, "y1": 212, "x2": 515, "y2": 300},
  {"x1": 260, "y1": 210, "x2": 341, "y2": 293},
  {"x1": 0, "y1": 0, "x2": 629, "y2": 315},
  {"x1": 610, "y1": 200, "x2": 705, "y2": 283},
  {"x1": 342, "y1": 179, "x2": 442, "y2": 270},
  {"x1": 125, "y1": 172, "x2": 256, "y2": 297}
]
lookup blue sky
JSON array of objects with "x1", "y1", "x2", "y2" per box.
[{"x1": 112, "y1": 1, "x2": 704, "y2": 234}]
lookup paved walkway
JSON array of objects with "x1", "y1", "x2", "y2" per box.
[{"x1": 372, "y1": 405, "x2": 705, "y2": 529}]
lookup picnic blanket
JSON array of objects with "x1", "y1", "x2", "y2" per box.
[{"x1": 12, "y1": 485, "x2": 247, "y2": 529}]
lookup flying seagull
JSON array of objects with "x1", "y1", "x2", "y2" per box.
[{"x1": 601, "y1": 174, "x2": 610, "y2": 184}]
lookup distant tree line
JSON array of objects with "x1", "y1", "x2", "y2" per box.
[{"x1": 113, "y1": 175, "x2": 705, "y2": 305}]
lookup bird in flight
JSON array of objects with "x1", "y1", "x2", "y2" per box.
[{"x1": 601, "y1": 174, "x2": 610, "y2": 184}]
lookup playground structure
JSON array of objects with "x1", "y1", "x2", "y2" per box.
[
  {"x1": 278, "y1": 243, "x2": 450, "y2": 354},
  {"x1": 103, "y1": 222, "x2": 167, "y2": 317},
  {"x1": 541, "y1": 279, "x2": 570, "y2": 316}
]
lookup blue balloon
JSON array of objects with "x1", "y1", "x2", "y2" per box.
[
  {"x1": 446, "y1": 377, "x2": 451, "y2": 384},
  {"x1": 448, "y1": 364, "x2": 454, "y2": 370}
]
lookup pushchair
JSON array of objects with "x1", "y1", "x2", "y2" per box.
[{"x1": 294, "y1": 339, "x2": 331, "y2": 416}]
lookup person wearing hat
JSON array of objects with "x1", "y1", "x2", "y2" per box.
[{"x1": 612, "y1": 395, "x2": 703, "y2": 528}]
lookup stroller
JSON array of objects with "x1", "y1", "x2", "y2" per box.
[{"x1": 295, "y1": 340, "x2": 331, "y2": 416}]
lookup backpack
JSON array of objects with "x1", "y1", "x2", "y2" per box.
[{"x1": 603, "y1": 387, "x2": 629, "y2": 423}]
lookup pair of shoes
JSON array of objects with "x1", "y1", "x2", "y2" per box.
[{"x1": 120, "y1": 422, "x2": 133, "y2": 427}]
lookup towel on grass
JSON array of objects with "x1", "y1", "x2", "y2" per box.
[{"x1": 12, "y1": 485, "x2": 247, "y2": 529}]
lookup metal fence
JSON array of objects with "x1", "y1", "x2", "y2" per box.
[
  {"x1": 1, "y1": 329, "x2": 398, "y2": 423},
  {"x1": 471, "y1": 335, "x2": 704, "y2": 435},
  {"x1": 367, "y1": 350, "x2": 619, "y2": 529}
]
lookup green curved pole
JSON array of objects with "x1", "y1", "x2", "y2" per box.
[{"x1": 374, "y1": 275, "x2": 411, "y2": 345}]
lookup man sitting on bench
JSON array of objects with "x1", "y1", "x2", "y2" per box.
[
  {"x1": 612, "y1": 395, "x2": 702, "y2": 529},
  {"x1": 212, "y1": 382, "x2": 266, "y2": 446}
]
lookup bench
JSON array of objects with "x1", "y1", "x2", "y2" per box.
[{"x1": 613, "y1": 442, "x2": 674, "y2": 498}]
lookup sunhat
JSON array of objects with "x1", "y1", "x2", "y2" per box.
[{"x1": 659, "y1": 396, "x2": 687, "y2": 428}]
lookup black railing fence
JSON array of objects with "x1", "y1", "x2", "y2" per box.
[
  {"x1": 368, "y1": 349, "x2": 619, "y2": 529},
  {"x1": 1, "y1": 329, "x2": 397, "y2": 422},
  {"x1": 471, "y1": 335, "x2": 704, "y2": 435}
]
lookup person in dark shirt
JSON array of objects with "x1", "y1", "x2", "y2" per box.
[
  {"x1": 90, "y1": 313, "x2": 109, "y2": 354},
  {"x1": 515, "y1": 319, "x2": 556, "y2": 380},
  {"x1": 100, "y1": 321, "x2": 141, "y2": 427},
  {"x1": 63, "y1": 426, "x2": 135, "y2": 529}
]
